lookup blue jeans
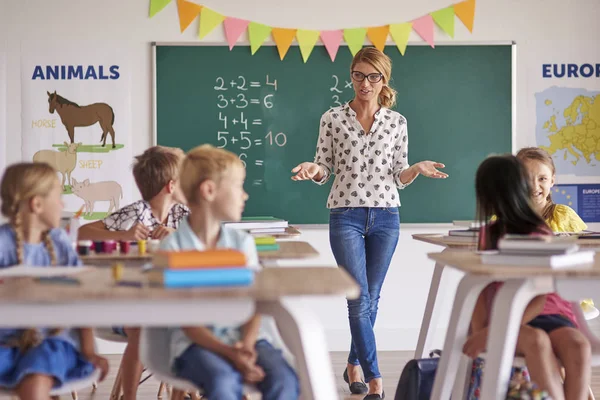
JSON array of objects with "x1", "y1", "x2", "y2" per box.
[
  {"x1": 329, "y1": 207, "x2": 400, "y2": 382},
  {"x1": 173, "y1": 339, "x2": 299, "y2": 400}
]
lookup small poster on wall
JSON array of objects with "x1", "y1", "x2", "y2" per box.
[
  {"x1": 0, "y1": 52, "x2": 6, "y2": 171},
  {"x1": 20, "y1": 45, "x2": 132, "y2": 221}
]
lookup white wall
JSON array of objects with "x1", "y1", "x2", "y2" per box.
[{"x1": 2, "y1": 0, "x2": 599, "y2": 352}]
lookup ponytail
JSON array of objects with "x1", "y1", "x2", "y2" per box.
[{"x1": 379, "y1": 85, "x2": 397, "y2": 109}]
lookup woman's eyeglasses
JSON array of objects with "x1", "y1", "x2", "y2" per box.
[{"x1": 351, "y1": 71, "x2": 383, "y2": 83}]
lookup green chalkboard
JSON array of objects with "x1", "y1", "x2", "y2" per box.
[{"x1": 155, "y1": 44, "x2": 512, "y2": 224}]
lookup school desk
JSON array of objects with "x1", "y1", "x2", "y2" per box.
[
  {"x1": 412, "y1": 234, "x2": 600, "y2": 359},
  {"x1": 252, "y1": 225, "x2": 302, "y2": 239},
  {"x1": 427, "y1": 250, "x2": 600, "y2": 400},
  {"x1": 81, "y1": 240, "x2": 319, "y2": 268},
  {"x1": 412, "y1": 234, "x2": 475, "y2": 359},
  {"x1": 257, "y1": 240, "x2": 319, "y2": 261},
  {"x1": 0, "y1": 266, "x2": 358, "y2": 400}
]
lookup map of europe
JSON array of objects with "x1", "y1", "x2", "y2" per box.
[{"x1": 536, "y1": 87, "x2": 600, "y2": 176}]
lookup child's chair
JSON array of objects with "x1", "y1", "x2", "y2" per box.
[
  {"x1": 95, "y1": 328, "x2": 168, "y2": 400},
  {"x1": 2, "y1": 367, "x2": 101, "y2": 400},
  {"x1": 139, "y1": 327, "x2": 260, "y2": 400},
  {"x1": 468, "y1": 301, "x2": 599, "y2": 400}
]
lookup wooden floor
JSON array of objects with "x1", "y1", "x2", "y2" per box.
[
  {"x1": 1, "y1": 350, "x2": 599, "y2": 399},
  {"x1": 2, "y1": 319, "x2": 600, "y2": 398}
]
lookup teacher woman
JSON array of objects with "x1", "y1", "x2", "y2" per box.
[{"x1": 291, "y1": 47, "x2": 448, "y2": 399}]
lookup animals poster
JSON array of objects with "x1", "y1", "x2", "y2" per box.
[
  {"x1": 21, "y1": 45, "x2": 132, "y2": 221},
  {"x1": 0, "y1": 52, "x2": 6, "y2": 171}
]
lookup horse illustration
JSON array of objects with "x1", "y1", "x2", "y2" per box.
[{"x1": 47, "y1": 91, "x2": 116, "y2": 148}]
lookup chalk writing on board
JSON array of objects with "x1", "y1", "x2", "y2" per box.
[
  {"x1": 214, "y1": 75, "x2": 282, "y2": 186},
  {"x1": 330, "y1": 74, "x2": 353, "y2": 108}
]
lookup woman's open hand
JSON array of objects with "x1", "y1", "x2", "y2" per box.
[
  {"x1": 291, "y1": 162, "x2": 323, "y2": 181},
  {"x1": 414, "y1": 161, "x2": 448, "y2": 179}
]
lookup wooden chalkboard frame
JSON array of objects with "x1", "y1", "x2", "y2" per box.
[{"x1": 151, "y1": 41, "x2": 516, "y2": 226}]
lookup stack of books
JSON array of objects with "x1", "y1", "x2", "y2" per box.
[
  {"x1": 224, "y1": 216, "x2": 288, "y2": 234},
  {"x1": 481, "y1": 235, "x2": 595, "y2": 269},
  {"x1": 254, "y1": 235, "x2": 280, "y2": 252},
  {"x1": 442, "y1": 220, "x2": 482, "y2": 242},
  {"x1": 147, "y1": 249, "x2": 254, "y2": 288}
]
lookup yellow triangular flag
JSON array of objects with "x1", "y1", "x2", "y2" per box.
[
  {"x1": 431, "y1": 6, "x2": 455, "y2": 38},
  {"x1": 389, "y1": 23, "x2": 412, "y2": 55},
  {"x1": 177, "y1": 0, "x2": 202, "y2": 33},
  {"x1": 248, "y1": 22, "x2": 272, "y2": 55},
  {"x1": 454, "y1": 0, "x2": 476, "y2": 32},
  {"x1": 367, "y1": 26, "x2": 389, "y2": 51},
  {"x1": 272, "y1": 28, "x2": 297, "y2": 60},
  {"x1": 296, "y1": 30, "x2": 320, "y2": 62},
  {"x1": 198, "y1": 7, "x2": 224, "y2": 39},
  {"x1": 150, "y1": 0, "x2": 171, "y2": 18},
  {"x1": 344, "y1": 28, "x2": 367, "y2": 56}
]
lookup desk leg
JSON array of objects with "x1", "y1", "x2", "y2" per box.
[
  {"x1": 480, "y1": 278, "x2": 552, "y2": 400},
  {"x1": 257, "y1": 298, "x2": 337, "y2": 400},
  {"x1": 415, "y1": 257, "x2": 446, "y2": 359},
  {"x1": 430, "y1": 275, "x2": 491, "y2": 400}
]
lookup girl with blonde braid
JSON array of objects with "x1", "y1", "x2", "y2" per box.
[{"x1": 0, "y1": 162, "x2": 108, "y2": 399}]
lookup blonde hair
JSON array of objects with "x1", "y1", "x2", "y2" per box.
[
  {"x1": 179, "y1": 144, "x2": 243, "y2": 204},
  {"x1": 516, "y1": 147, "x2": 557, "y2": 221},
  {"x1": 0, "y1": 162, "x2": 61, "y2": 351},
  {"x1": 132, "y1": 146, "x2": 185, "y2": 201},
  {"x1": 351, "y1": 47, "x2": 397, "y2": 108}
]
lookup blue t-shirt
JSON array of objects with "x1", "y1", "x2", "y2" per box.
[
  {"x1": 158, "y1": 217, "x2": 266, "y2": 366},
  {"x1": 0, "y1": 224, "x2": 82, "y2": 349}
]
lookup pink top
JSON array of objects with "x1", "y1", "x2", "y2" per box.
[{"x1": 479, "y1": 224, "x2": 577, "y2": 327}]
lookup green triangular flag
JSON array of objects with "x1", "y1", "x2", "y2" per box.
[
  {"x1": 431, "y1": 6, "x2": 455, "y2": 38},
  {"x1": 296, "y1": 29, "x2": 320, "y2": 62},
  {"x1": 389, "y1": 23, "x2": 412, "y2": 55},
  {"x1": 198, "y1": 7, "x2": 225, "y2": 39},
  {"x1": 149, "y1": 0, "x2": 171, "y2": 18},
  {"x1": 248, "y1": 22, "x2": 272, "y2": 55},
  {"x1": 343, "y1": 28, "x2": 367, "y2": 56}
]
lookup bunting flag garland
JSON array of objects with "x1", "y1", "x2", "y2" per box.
[
  {"x1": 149, "y1": 0, "x2": 171, "y2": 18},
  {"x1": 367, "y1": 26, "x2": 390, "y2": 52},
  {"x1": 320, "y1": 30, "x2": 343, "y2": 62},
  {"x1": 454, "y1": 0, "x2": 476, "y2": 32},
  {"x1": 431, "y1": 6, "x2": 455, "y2": 38},
  {"x1": 223, "y1": 17, "x2": 250, "y2": 49},
  {"x1": 296, "y1": 30, "x2": 320, "y2": 63},
  {"x1": 412, "y1": 15, "x2": 435, "y2": 48},
  {"x1": 198, "y1": 7, "x2": 224, "y2": 39},
  {"x1": 248, "y1": 22, "x2": 272, "y2": 55},
  {"x1": 150, "y1": 0, "x2": 476, "y2": 61},
  {"x1": 176, "y1": 0, "x2": 202, "y2": 33},
  {"x1": 272, "y1": 28, "x2": 297, "y2": 60},
  {"x1": 388, "y1": 23, "x2": 412, "y2": 56},
  {"x1": 343, "y1": 28, "x2": 367, "y2": 56}
]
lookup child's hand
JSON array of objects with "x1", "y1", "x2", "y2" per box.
[
  {"x1": 242, "y1": 363, "x2": 265, "y2": 383},
  {"x1": 87, "y1": 354, "x2": 109, "y2": 381},
  {"x1": 122, "y1": 223, "x2": 150, "y2": 241},
  {"x1": 229, "y1": 346, "x2": 255, "y2": 373},
  {"x1": 151, "y1": 225, "x2": 175, "y2": 240},
  {"x1": 463, "y1": 327, "x2": 488, "y2": 359},
  {"x1": 234, "y1": 341, "x2": 257, "y2": 365}
]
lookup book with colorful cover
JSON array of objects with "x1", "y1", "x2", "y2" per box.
[
  {"x1": 254, "y1": 236, "x2": 277, "y2": 245},
  {"x1": 152, "y1": 249, "x2": 246, "y2": 268},
  {"x1": 147, "y1": 267, "x2": 254, "y2": 288},
  {"x1": 255, "y1": 243, "x2": 280, "y2": 252}
]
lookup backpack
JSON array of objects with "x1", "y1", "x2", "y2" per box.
[{"x1": 394, "y1": 350, "x2": 441, "y2": 400}]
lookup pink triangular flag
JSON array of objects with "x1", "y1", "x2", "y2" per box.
[
  {"x1": 412, "y1": 15, "x2": 435, "y2": 48},
  {"x1": 223, "y1": 17, "x2": 249, "y2": 50},
  {"x1": 320, "y1": 30, "x2": 343, "y2": 62}
]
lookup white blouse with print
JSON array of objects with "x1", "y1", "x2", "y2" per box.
[{"x1": 313, "y1": 102, "x2": 411, "y2": 208}]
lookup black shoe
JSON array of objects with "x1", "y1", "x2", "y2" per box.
[
  {"x1": 363, "y1": 391, "x2": 385, "y2": 400},
  {"x1": 343, "y1": 367, "x2": 368, "y2": 395}
]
